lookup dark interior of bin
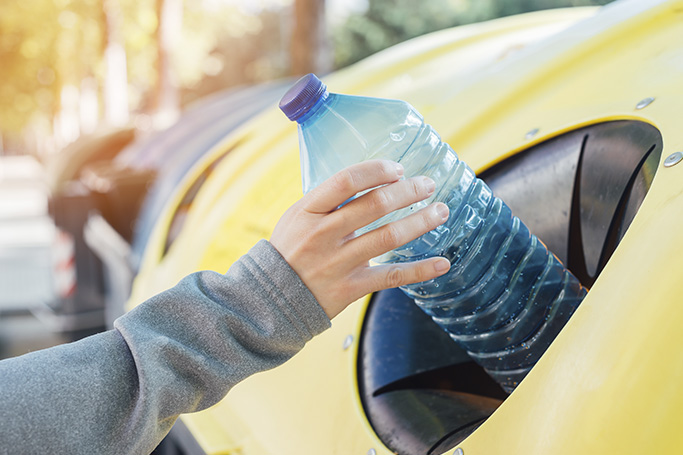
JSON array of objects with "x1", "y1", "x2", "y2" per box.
[{"x1": 359, "y1": 120, "x2": 663, "y2": 455}]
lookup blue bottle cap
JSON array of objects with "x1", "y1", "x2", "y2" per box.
[{"x1": 279, "y1": 73, "x2": 327, "y2": 122}]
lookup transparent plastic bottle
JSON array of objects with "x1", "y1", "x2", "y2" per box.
[{"x1": 280, "y1": 74, "x2": 587, "y2": 392}]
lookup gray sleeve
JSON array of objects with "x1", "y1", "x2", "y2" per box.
[{"x1": 0, "y1": 240, "x2": 331, "y2": 455}]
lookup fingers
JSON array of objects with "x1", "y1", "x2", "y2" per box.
[
  {"x1": 333, "y1": 176, "x2": 436, "y2": 233},
  {"x1": 362, "y1": 257, "x2": 451, "y2": 292},
  {"x1": 348, "y1": 202, "x2": 450, "y2": 261},
  {"x1": 272, "y1": 158, "x2": 453, "y2": 320},
  {"x1": 304, "y1": 159, "x2": 404, "y2": 214}
]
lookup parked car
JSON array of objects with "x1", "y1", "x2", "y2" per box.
[
  {"x1": 133, "y1": 1, "x2": 683, "y2": 454},
  {"x1": 0, "y1": 155, "x2": 55, "y2": 313}
]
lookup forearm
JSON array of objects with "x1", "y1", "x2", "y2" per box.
[{"x1": 0, "y1": 240, "x2": 330, "y2": 455}]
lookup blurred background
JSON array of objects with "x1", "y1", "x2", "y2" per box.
[
  {"x1": 0, "y1": 0, "x2": 614, "y2": 156},
  {"x1": 0, "y1": 0, "x2": 612, "y2": 357}
]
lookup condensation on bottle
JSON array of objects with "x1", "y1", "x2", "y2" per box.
[{"x1": 279, "y1": 74, "x2": 587, "y2": 392}]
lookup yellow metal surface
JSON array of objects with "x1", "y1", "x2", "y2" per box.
[
  {"x1": 127, "y1": 1, "x2": 683, "y2": 454},
  {"x1": 130, "y1": 6, "x2": 591, "y2": 300},
  {"x1": 449, "y1": 1, "x2": 683, "y2": 454}
]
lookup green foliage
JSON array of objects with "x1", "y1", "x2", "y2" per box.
[
  {"x1": 0, "y1": 0, "x2": 106, "y2": 134},
  {"x1": 1, "y1": 1, "x2": 67, "y2": 132},
  {"x1": 176, "y1": 6, "x2": 287, "y2": 106},
  {"x1": 0, "y1": 0, "x2": 262, "y2": 136},
  {"x1": 333, "y1": 0, "x2": 615, "y2": 69},
  {"x1": 0, "y1": 0, "x2": 617, "y2": 140}
]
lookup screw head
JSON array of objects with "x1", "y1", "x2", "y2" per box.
[
  {"x1": 454, "y1": 448, "x2": 464, "y2": 455},
  {"x1": 343, "y1": 335, "x2": 354, "y2": 350},
  {"x1": 664, "y1": 151, "x2": 683, "y2": 168},
  {"x1": 635, "y1": 97, "x2": 655, "y2": 110},
  {"x1": 525, "y1": 128, "x2": 539, "y2": 140},
  {"x1": 368, "y1": 449, "x2": 377, "y2": 455}
]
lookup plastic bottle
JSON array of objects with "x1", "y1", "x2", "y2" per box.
[{"x1": 279, "y1": 74, "x2": 587, "y2": 392}]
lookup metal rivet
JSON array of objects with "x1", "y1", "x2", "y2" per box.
[
  {"x1": 635, "y1": 97, "x2": 655, "y2": 110},
  {"x1": 525, "y1": 128, "x2": 539, "y2": 140},
  {"x1": 454, "y1": 448, "x2": 464, "y2": 455},
  {"x1": 343, "y1": 335, "x2": 354, "y2": 350},
  {"x1": 664, "y1": 151, "x2": 683, "y2": 167},
  {"x1": 367, "y1": 449, "x2": 377, "y2": 455}
]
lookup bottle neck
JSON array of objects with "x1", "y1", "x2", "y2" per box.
[{"x1": 297, "y1": 90, "x2": 330, "y2": 124}]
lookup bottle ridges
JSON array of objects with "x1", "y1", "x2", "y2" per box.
[
  {"x1": 376, "y1": 124, "x2": 587, "y2": 392},
  {"x1": 284, "y1": 78, "x2": 590, "y2": 393}
]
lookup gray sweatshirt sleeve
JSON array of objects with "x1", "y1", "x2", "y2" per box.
[{"x1": 0, "y1": 240, "x2": 331, "y2": 455}]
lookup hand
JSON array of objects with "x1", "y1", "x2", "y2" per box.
[{"x1": 270, "y1": 159, "x2": 451, "y2": 319}]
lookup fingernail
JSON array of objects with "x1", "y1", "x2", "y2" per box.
[
  {"x1": 395, "y1": 163, "x2": 404, "y2": 177},
  {"x1": 435, "y1": 202, "x2": 449, "y2": 220},
  {"x1": 434, "y1": 258, "x2": 450, "y2": 273},
  {"x1": 423, "y1": 177, "x2": 435, "y2": 195}
]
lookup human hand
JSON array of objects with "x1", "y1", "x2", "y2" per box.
[{"x1": 270, "y1": 159, "x2": 451, "y2": 319}]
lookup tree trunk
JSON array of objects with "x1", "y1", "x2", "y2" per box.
[
  {"x1": 102, "y1": 0, "x2": 129, "y2": 127},
  {"x1": 290, "y1": 0, "x2": 331, "y2": 76},
  {"x1": 152, "y1": 0, "x2": 182, "y2": 128}
]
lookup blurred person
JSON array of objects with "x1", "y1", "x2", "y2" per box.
[{"x1": 0, "y1": 160, "x2": 450, "y2": 454}]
